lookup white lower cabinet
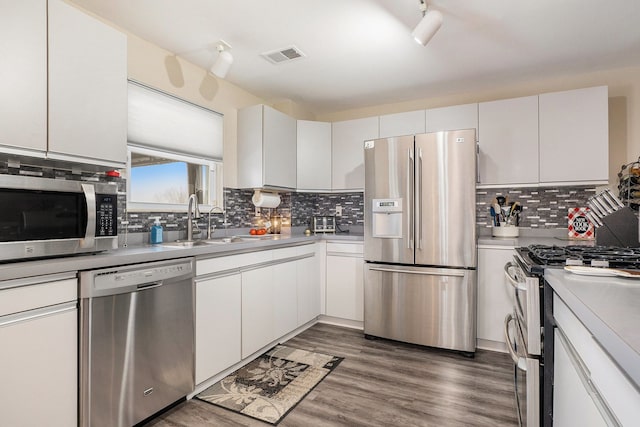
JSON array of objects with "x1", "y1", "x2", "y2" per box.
[
  {"x1": 325, "y1": 242, "x2": 364, "y2": 321},
  {"x1": 273, "y1": 260, "x2": 298, "y2": 339},
  {"x1": 241, "y1": 265, "x2": 274, "y2": 358},
  {"x1": 477, "y1": 246, "x2": 514, "y2": 350},
  {"x1": 195, "y1": 243, "x2": 323, "y2": 381},
  {"x1": 0, "y1": 275, "x2": 78, "y2": 427},
  {"x1": 553, "y1": 329, "x2": 608, "y2": 427},
  {"x1": 195, "y1": 272, "x2": 242, "y2": 385},
  {"x1": 297, "y1": 245, "x2": 321, "y2": 325},
  {"x1": 554, "y1": 294, "x2": 640, "y2": 427}
]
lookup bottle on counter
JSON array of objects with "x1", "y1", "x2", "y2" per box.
[{"x1": 150, "y1": 217, "x2": 163, "y2": 244}]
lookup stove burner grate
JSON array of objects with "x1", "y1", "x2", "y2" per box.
[{"x1": 525, "y1": 245, "x2": 640, "y2": 269}]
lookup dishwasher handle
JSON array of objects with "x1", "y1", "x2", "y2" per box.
[{"x1": 137, "y1": 281, "x2": 163, "y2": 291}]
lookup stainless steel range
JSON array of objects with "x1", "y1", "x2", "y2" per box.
[{"x1": 506, "y1": 244, "x2": 640, "y2": 427}]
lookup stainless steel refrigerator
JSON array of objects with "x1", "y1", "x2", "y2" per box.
[{"x1": 364, "y1": 129, "x2": 477, "y2": 353}]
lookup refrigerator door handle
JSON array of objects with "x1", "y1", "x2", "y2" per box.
[
  {"x1": 417, "y1": 147, "x2": 423, "y2": 250},
  {"x1": 408, "y1": 148, "x2": 414, "y2": 250},
  {"x1": 367, "y1": 266, "x2": 465, "y2": 277},
  {"x1": 476, "y1": 142, "x2": 480, "y2": 184}
]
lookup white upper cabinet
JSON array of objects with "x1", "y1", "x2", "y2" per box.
[
  {"x1": 48, "y1": 0, "x2": 127, "y2": 167},
  {"x1": 539, "y1": 86, "x2": 609, "y2": 184},
  {"x1": 297, "y1": 120, "x2": 332, "y2": 191},
  {"x1": 0, "y1": 0, "x2": 127, "y2": 168},
  {"x1": 379, "y1": 110, "x2": 425, "y2": 138},
  {"x1": 332, "y1": 116, "x2": 379, "y2": 191},
  {"x1": 238, "y1": 104, "x2": 297, "y2": 189},
  {"x1": 426, "y1": 103, "x2": 478, "y2": 136},
  {"x1": 0, "y1": 0, "x2": 47, "y2": 155},
  {"x1": 478, "y1": 95, "x2": 539, "y2": 186}
]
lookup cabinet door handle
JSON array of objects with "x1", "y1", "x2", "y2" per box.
[
  {"x1": 0, "y1": 301, "x2": 76, "y2": 327},
  {"x1": 476, "y1": 142, "x2": 480, "y2": 184}
]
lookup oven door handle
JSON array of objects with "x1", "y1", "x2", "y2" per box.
[
  {"x1": 80, "y1": 184, "x2": 96, "y2": 249},
  {"x1": 504, "y1": 313, "x2": 528, "y2": 371},
  {"x1": 504, "y1": 262, "x2": 528, "y2": 292}
]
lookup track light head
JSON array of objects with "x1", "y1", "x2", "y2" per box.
[
  {"x1": 412, "y1": 7, "x2": 443, "y2": 46},
  {"x1": 210, "y1": 40, "x2": 233, "y2": 78}
]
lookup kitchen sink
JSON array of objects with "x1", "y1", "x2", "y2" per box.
[
  {"x1": 161, "y1": 240, "x2": 222, "y2": 248},
  {"x1": 161, "y1": 234, "x2": 282, "y2": 248},
  {"x1": 231, "y1": 234, "x2": 283, "y2": 241}
]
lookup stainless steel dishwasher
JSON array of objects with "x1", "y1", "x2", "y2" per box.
[{"x1": 79, "y1": 258, "x2": 195, "y2": 427}]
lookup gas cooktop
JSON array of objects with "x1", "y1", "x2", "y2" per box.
[{"x1": 517, "y1": 244, "x2": 640, "y2": 273}]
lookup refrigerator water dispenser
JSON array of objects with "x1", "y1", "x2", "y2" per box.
[{"x1": 372, "y1": 198, "x2": 402, "y2": 238}]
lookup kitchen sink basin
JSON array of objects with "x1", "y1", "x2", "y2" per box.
[
  {"x1": 231, "y1": 234, "x2": 282, "y2": 241},
  {"x1": 161, "y1": 240, "x2": 222, "y2": 248},
  {"x1": 161, "y1": 234, "x2": 282, "y2": 248}
]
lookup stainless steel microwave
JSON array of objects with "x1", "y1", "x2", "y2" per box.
[{"x1": 0, "y1": 175, "x2": 118, "y2": 261}]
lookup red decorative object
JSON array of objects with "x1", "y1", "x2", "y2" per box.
[
  {"x1": 568, "y1": 207, "x2": 594, "y2": 240},
  {"x1": 105, "y1": 170, "x2": 120, "y2": 178}
]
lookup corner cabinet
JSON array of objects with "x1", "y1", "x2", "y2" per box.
[
  {"x1": 238, "y1": 104, "x2": 297, "y2": 189},
  {"x1": 331, "y1": 117, "x2": 379, "y2": 191},
  {"x1": 297, "y1": 120, "x2": 332, "y2": 191},
  {"x1": 539, "y1": 86, "x2": 608, "y2": 184},
  {"x1": 0, "y1": 0, "x2": 127, "y2": 168},
  {"x1": 478, "y1": 95, "x2": 539, "y2": 186}
]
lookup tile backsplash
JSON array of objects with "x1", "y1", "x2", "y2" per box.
[
  {"x1": 476, "y1": 186, "x2": 598, "y2": 228},
  {"x1": 0, "y1": 159, "x2": 602, "y2": 239}
]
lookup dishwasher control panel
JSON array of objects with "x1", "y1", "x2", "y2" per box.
[{"x1": 80, "y1": 258, "x2": 194, "y2": 298}]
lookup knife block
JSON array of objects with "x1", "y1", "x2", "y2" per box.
[{"x1": 595, "y1": 207, "x2": 640, "y2": 247}]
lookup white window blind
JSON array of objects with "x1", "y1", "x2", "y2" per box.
[{"x1": 127, "y1": 81, "x2": 223, "y2": 160}]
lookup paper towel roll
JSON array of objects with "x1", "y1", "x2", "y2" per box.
[{"x1": 252, "y1": 190, "x2": 281, "y2": 208}]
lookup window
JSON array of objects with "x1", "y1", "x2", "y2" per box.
[
  {"x1": 125, "y1": 81, "x2": 224, "y2": 212},
  {"x1": 127, "y1": 146, "x2": 222, "y2": 211}
]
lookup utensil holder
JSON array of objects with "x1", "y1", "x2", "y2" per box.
[
  {"x1": 596, "y1": 207, "x2": 640, "y2": 247},
  {"x1": 492, "y1": 225, "x2": 519, "y2": 238}
]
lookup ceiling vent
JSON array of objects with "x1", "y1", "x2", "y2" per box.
[{"x1": 261, "y1": 46, "x2": 306, "y2": 64}]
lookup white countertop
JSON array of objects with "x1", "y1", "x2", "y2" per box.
[{"x1": 545, "y1": 268, "x2": 640, "y2": 390}]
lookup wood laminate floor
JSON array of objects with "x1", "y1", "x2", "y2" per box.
[{"x1": 145, "y1": 323, "x2": 519, "y2": 427}]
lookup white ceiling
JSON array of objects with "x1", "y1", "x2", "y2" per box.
[{"x1": 71, "y1": 0, "x2": 640, "y2": 115}]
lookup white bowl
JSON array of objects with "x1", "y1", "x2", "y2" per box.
[{"x1": 492, "y1": 225, "x2": 520, "y2": 238}]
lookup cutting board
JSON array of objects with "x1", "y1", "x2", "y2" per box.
[{"x1": 565, "y1": 265, "x2": 640, "y2": 279}]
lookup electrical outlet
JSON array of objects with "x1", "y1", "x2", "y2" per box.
[
  {"x1": 335, "y1": 205, "x2": 342, "y2": 217},
  {"x1": 255, "y1": 207, "x2": 261, "y2": 216}
]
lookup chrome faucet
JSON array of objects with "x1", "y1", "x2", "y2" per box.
[
  {"x1": 187, "y1": 194, "x2": 201, "y2": 241},
  {"x1": 207, "y1": 206, "x2": 225, "y2": 239}
]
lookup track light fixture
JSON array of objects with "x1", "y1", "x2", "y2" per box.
[
  {"x1": 210, "y1": 40, "x2": 233, "y2": 78},
  {"x1": 412, "y1": 0, "x2": 443, "y2": 46}
]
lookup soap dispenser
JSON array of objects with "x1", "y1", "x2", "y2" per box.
[{"x1": 150, "y1": 217, "x2": 163, "y2": 244}]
